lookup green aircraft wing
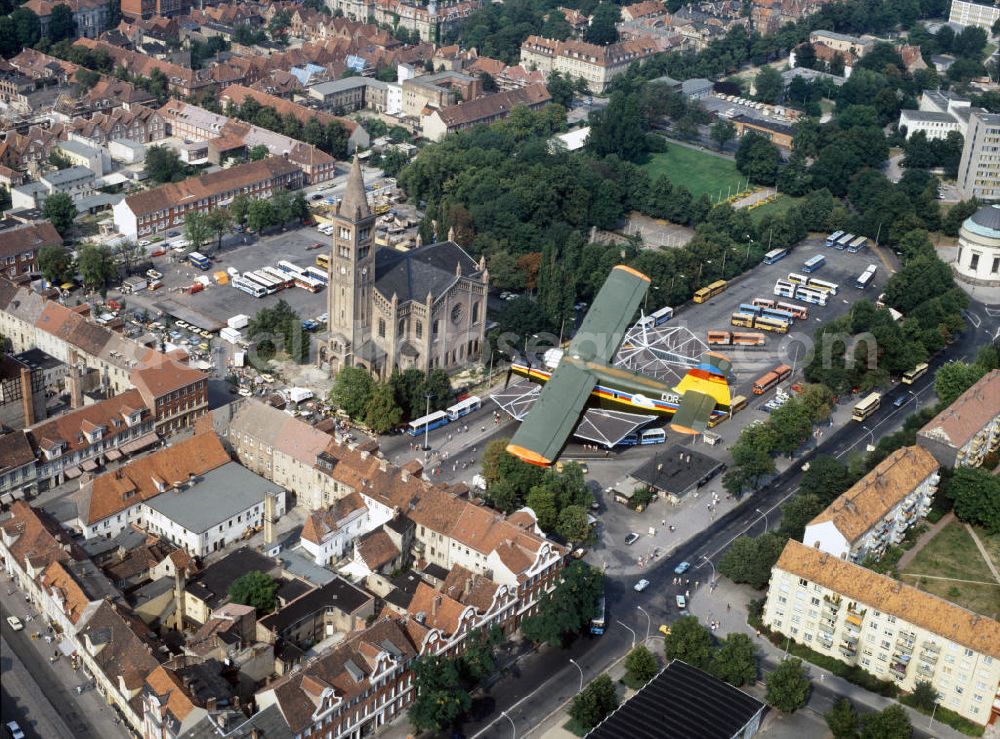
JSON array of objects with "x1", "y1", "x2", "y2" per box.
[
  {"x1": 506, "y1": 362, "x2": 598, "y2": 466},
  {"x1": 569, "y1": 265, "x2": 650, "y2": 364},
  {"x1": 669, "y1": 390, "x2": 718, "y2": 435}
]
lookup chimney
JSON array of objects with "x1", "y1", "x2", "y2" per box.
[
  {"x1": 379, "y1": 458, "x2": 387, "y2": 472},
  {"x1": 19, "y1": 367, "x2": 35, "y2": 426},
  {"x1": 263, "y1": 492, "x2": 276, "y2": 546},
  {"x1": 173, "y1": 564, "x2": 187, "y2": 631},
  {"x1": 68, "y1": 365, "x2": 84, "y2": 410},
  {"x1": 401, "y1": 468, "x2": 409, "y2": 483},
  {"x1": 205, "y1": 696, "x2": 217, "y2": 711},
  {"x1": 462, "y1": 576, "x2": 472, "y2": 600},
  {"x1": 432, "y1": 595, "x2": 441, "y2": 618}
]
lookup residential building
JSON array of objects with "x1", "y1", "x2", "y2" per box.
[
  {"x1": 918, "y1": 369, "x2": 1000, "y2": 468},
  {"x1": 27, "y1": 389, "x2": 157, "y2": 487},
  {"x1": 0, "y1": 122, "x2": 66, "y2": 177},
  {"x1": 0, "y1": 352, "x2": 47, "y2": 430},
  {"x1": 141, "y1": 661, "x2": 235, "y2": 739},
  {"x1": 129, "y1": 343, "x2": 209, "y2": 434},
  {"x1": 67, "y1": 104, "x2": 165, "y2": 145},
  {"x1": 0, "y1": 221, "x2": 60, "y2": 281},
  {"x1": 74, "y1": 432, "x2": 231, "y2": 540},
  {"x1": 218, "y1": 85, "x2": 370, "y2": 153},
  {"x1": 954, "y1": 205, "x2": 1000, "y2": 288},
  {"x1": 140, "y1": 462, "x2": 287, "y2": 557},
  {"x1": 73, "y1": 39, "x2": 215, "y2": 97},
  {"x1": 308, "y1": 77, "x2": 371, "y2": 113},
  {"x1": 763, "y1": 540, "x2": 1000, "y2": 726},
  {"x1": 948, "y1": 0, "x2": 1000, "y2": 29},
  {"x1": 11, "y1": 166, "x2": 96, "y2": 210},
  {"x1": 421, "y1": 83, "x2": 552, "y2": 141},
  {"x1": 300, "y1": 492, "x2": 370, "y2": 565},
  {"x1": 401, "y1": 70, "x2": 481, "y2": 119},
  {"x1": 588, "y1": 660, "x2": 766, "y2": 739},
  {"x1": 112, "y1": 156, "x2": 303, "y2": 238},
  {"x1": 731, "y1": 114, "x2": 795, "y2": 150},
  {"x1": 808, "y1": 30, "x2": 874, "y2": 57},
  {"x1": 181, "y1": 546, "x2": 280, "y2": 626},
  {"x1": 121, "y1": 0, "x2": 189, "y2": 19},
  {"x1": 803, "y1": 446, "x2": 939, "y2": 562},
  {"x1": 957, "y1": 110, "x2": 1000, "y2": 201},
  {"x1": 519, "y1": 35, "x2": 662, "y2": 93},
  {"x1": 0, "y1": 430, "x2": 37, "y2": 498},
  {"x1": 55, "y1": 139, "x2": 111, "y2": 176},
  {"x1": 23, "y1": 0, "x2": 112, "y2": 39},
  {"x1": 322, "y1": 156, "x2": 489, "y2": 376},
  {"x1": 256, "y1": 576, "x2": 374, "y2": 646},
  {"x1": 898, "y1": 90, "x2": 972, "y2": 141}
]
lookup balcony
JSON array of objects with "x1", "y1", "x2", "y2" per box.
[{"x1": 916, "y1": 662, "x2": 935, "y2": 679}]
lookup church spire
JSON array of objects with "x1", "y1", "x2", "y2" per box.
[{"x1": 338, "y1": 154, "x2": 371, "y2": 222}]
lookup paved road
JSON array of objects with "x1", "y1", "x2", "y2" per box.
[{"x1": 459, "y1": 303, "x2": 997, "y2": 739}]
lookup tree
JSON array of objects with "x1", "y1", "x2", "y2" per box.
[
  {"x1": 526, "y1": 485, "x2": 558, "y2": 531},
  {"x1": 541, "y1": 9, "x2": 572, "y2": 40},
  {"x1": 230, "y1": 194, "x2": 251, "y2": 226},
  {"x1": 247, "y1": 299, "x2": 309, "y2": 363},
  {"x1": 74, "y1": 67, "x2": 100, "y2": 89},
  {"x1": 408, "y1": 655, "x2": 470, "y2": 732},
  {"x1": 735, "y1": 133, "x2": 780, "y2": 186},
  {"x1": 624, "y1": 646, "x2": 658, "y2": 688},
  {"x1": 48, "y1": 3, "x2": 76, "y2": 42},
  {"x1": 778, "y1": 494, "x2": 825, "y2": 540},
  {"x1": 77, "y1": 243, "x2": 116, "y2": 290},
  {"x1": 248, "y1": 144, "x2": 270, "y2": 161},
  {"x1": 859, "y1": 704, "x2": 911, "y2": 739},
  {"x1": 825, "y1": 698, "x2": 859, "y2": 739},
  {"x1": 947, "y1": 467, "x2": 1000, "y2": 533},
  {"x1": 145, "y1": 145, "x2": 187, "y2": 183},
  {"x1": 114, "y1": 239, "x2": 145, "y2": 275},
  {"x1": 708, "y1": 633, "x2": 757, "y2": 687},
  {"x1": 42, "y1": 192, "x2": 77, "y2": 236},
  {"x1": 363, "y1": 384, "x2": 403, "y2": 433},
  {"x1": 935, "y1": 361, "x2": 985, "y2": 407},
  {"x1": 556, "y1": 505, "x2": 590, "y2": 542},
  {"x1": 228, "y1": 570, "x2": 278, "y2": 612},
  {"x1": 547, "y1": 70, "x2": 576, "y2": 108},
  {"x1": 11, "y1": 8, "x2": 40, "y2": 49},
  {"x1": 754, "y1": 66, "x2": 784, "y2": 104},
  {"x1": 205, "y1": 209, "x2": 232, "y2": 252},
  {"x1": 587, "y1": 91, "x2": 647, "y2": 161},
  {"x1": 718, "y1": 533, "x2": 787, "y2": 590},
  {"x1": 765, "y1": 657, "x2": 810, "y2": 712},
  {"x1": 183, "y1": 211, "x2": 212, "y2": 252},
  {"x1": 585, "y1": 3, "x2": 620, "y2": 45},
  {"x1": 247, "y1": 199, "x2": 276, "y2": 233},
  {"x1": 710, "y1": 119, "x2": 736, "y2": 151},
  {"x1": 662, "y1": 616, "x2": 713, "y2": 670},
  {"x1": 799, "y1": 455, "x2": 855, "y2": 505},
  {"x1": 569, "y1": 675, "x2": 619, "y2": 731},
  {"x1": 330, "y1": 366, "x2": 375, "y2": 419},
  {"x1": 520, "y1": 562, "x2": 603, "y2": 647},
  {"x1": 909, "y1": 681, "x2": 939, "y2": 712},
  {"x1": 37, "y1": 245, "x2": 74, "y2": 285}
]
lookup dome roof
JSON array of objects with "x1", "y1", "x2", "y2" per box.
[{"x1": 964, "y1": 204, "x2": 1000, "y2": 239}]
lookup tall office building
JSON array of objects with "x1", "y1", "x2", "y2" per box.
[{"x1": 957, "y1": 110, "x2": 1000, "y2": 201}]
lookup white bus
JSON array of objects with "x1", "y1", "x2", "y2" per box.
[
  {"x1": 852, "y1": 392, "x2": 881, "y2": 422},
  {"x1": 787, "y1": 272, "x2": 809, "y2": 285},
  {"x1": 304, "y1": 265, "x2": 329, "y2": 285},
  {"x1": 277, "y1": 260, "x2": 306, "y2": 276},
  {"x1": 763, "y1": 248, "x2": 788, "y2": 265},
  {"x1": 836, "y1": 233, "x2": 854, "y2": 250},
  {"x1": 244, "y1": 271, "x2": 281, "y2": 294},
  {"x1": 407, "y1": 410, "x2": 450, "y2": 436},
  {"x1": 847, "y1": 236, "x2": 868, "y2": 253},
  {"x1": 794, "y1": 286, "x2": 828, "y2": 306},
  {"x1": 446, "y1": 396, "x2": 481, "y2": 420},
  {"x1": 293, "y1": 273, "x2": 324, "y2": 293},
  {"x1": 806, "y1": 277, "x2": 839, "y2": 295},
  {"x1": 825, "y1": 230, "x2": 845, "y2": 247},
  {"x1": 855, "y1": 265, "x2": 877, "y2": 290},
  {"x1": 261, "y1": 266, "x2": 295, "y2": 289},
  {"x1": 233, "y1": 276, "x2": 267, "y2": 298},
  {"x1": 773, "y1": 279, "x2": 796, "y2": 298}
]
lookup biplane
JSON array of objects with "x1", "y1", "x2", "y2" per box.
[{"x1": 506, "y1": 265, "x2": 734, "y2": 466}]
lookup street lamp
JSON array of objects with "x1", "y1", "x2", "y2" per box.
[
  {"x1": 569, "y1": 658, "x2": 584, "y2": 692},
  {"x1": 422, "y1": 393, "x2": 434, "y2": 459},
  {"x1": 755, "y1": 507, "x2": 768, "y2": 533},
  {"x1": 909, "y1": 390, "x2": 919, "y2": 411},
  {"x1": 643, "y1": 285, "x2": 660, "y2": 314},
  {"x1": 701, "y1": 555, "x2": 716, "y2": 587},
  {"x1": 501, "y1": 710, "x2": 516, "y2": 739},
  {"x1": 618, "y1": 621, "x2": 636, "y2": 649},
  {"x1": 637, "y1": 606, "x2": 650, "y2": 643},
  {"x1": 668, "y1": 274, "x2": 684, "y2": 304}
]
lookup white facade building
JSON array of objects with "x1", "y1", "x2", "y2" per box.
[{"x1": 948, "y1": 0, "x2": 1000, "y2": 29}]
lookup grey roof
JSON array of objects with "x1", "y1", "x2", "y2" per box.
[
  {"x1": 143, "y1": 462, "x2": 280, "y2": 534},
  {"x1": 57, "y1": 139, "x2": 101, "y2": 158},
  {"x1": 41, "y1": 166, "x2": 94, "y2": 186},
  {"x1": 310, "y1": 77, "x2": 370, "y2": 95},
  {"x1": 966, "y1": 204, "x2": 1000, "y2": 238},
  {"x1": 277, "y1": 546, "x2": 336, "y2": 586},
  {"x1": 187, "y1": 546, "x2": 278, "y2": 609},
  {"x1": 629, "y1": 444, "x2": 725, "y2": 496},
  {"x1": 80, "y1": 524, "x2": 148, "y2": 558},
  {"x1": 179, "y1": 705, "x2": 293, "y2": 739},
  {"x1": 900, "y1": 109, "x2": 958, "y2": 123},
  {"x1": 13, "y1": 347, "x2": 63, "y2": 371},
  {"x1": 374, "y1": 240, "x2": 481, "y2": 303},
  {"x1": 75, "y1": 192, "x2": 123, "y2": 211},
  {"x1": 129, "y1": 576, "x2": 174, "y2": 609},
  {"x1": 588, "y1": 660, "x2": 765, "y2": 739},
  {"x1": 681, "y1": 78, "x2": 712, "y2": 94},
  {"x1": 337, "y1": 155, "x2": 370, "y2": 221},
  {"x1": 259, "y1": 577, "x2": 372, "y2": 634}
]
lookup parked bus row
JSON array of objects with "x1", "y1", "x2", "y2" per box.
[
  {"x1": 731, "y1": 311, "x2": 789, "y2": 334},
  {"x1": 786, "y1": 272, "x2": 838, "y2": 295},
  {"x1": 707, "y1": 331, "x2": 766, "y2": 346},
  {"x1": 824, "y1": 230, "x2": 869, "y2": 253},
  {"x1": 737, "y1": 302, "x2": 796, "y2": 325},
  {"x1": 752, "y1": 364, "x2": 792, "y2": 395},
  {"x1": 406, "y1": 397, "x2": 483, "y2": 436},
  {"x1": 693, "y1": 280, "x2": 727, "y2": 303},
  {"x1": 854, "y1": 264, "x2": 878, "y2": 290},
  {"x1": 750, "y1": 297, "x2": 809, "y2": 320}
]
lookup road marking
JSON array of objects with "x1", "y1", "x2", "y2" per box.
[
  {"x1": 699, "y1": 486, "x2": 800, "y2": 564},
  {"x1": 964, "y1": 310, "x2": 982, "y2": 328},
  {"x1": 834, "y1": 382, "x2": 935, "y2": 459}
]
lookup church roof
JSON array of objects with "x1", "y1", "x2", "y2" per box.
[
  {"x1": 337, "y1": 155, "x2": 371, "y2": 222},
  {"x1": 374, "y1": 241, "x2": 482, "y2": 304}
]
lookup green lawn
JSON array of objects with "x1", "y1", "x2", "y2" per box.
[
  {"x1": 750, "y1": 195, "x2": 803, "y2": 224},
  {"x1": 642, "y1": 144, "x2": 747, "y2": 202},
  {"x1": 899, "y1": 520, "x2": 1000, "y2": 618}
]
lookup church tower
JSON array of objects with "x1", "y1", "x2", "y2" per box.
[{"x1": 327, "y1": 156, "x2": 377, "y2": 374}]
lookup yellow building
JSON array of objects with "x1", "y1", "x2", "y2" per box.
[{"x1": 763, "y1": 540, "x2": 1000, "y2": 727}]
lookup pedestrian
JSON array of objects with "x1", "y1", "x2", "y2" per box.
[
  {"x1": 694, "y1": 580, "x2": 699, "y2": 588},
  {"x1": 685, "y1": 589, "x2": 690, "y2": 598},
  {"x1": 727, "y1": 603, "x2": 731, "y2": 612}
]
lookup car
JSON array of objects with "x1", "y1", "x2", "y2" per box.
[
  {"x1": 301, "y1": 319, "x2": 319, "y2": 331},
  {"x1": 166, "y1": 230, "x2": 180, "y2": 237},
  {"x1": 659, "y1": 624, "x2": 671, "y2": 636},
  {"x1": 624, "y1": 532, "x2": 640, "y2": 546},
  {"x1": 308, "y1": 242, "x2": 323, "y2": 250},
  {"x1": 634, "y1": 579, "x2": 650, "y2": 592},
  {"x1": 6, "y1": 615, "x2": 23, "y2": 631},
  {"x1": 138, "y1": 239, "x2": 151, "y2": 247},
  {"x1": 6, "y1": 721, "x2": 25, "y2": 739},
  {"x1": 310, "y1": 193, "x2": 324, "y2": 201},
  {"x1": 675, "y1": 595, "x2": 687, "y2": 609},
  {"x1": 571, "y1": 547, "x2": 587, "y2": 559},
  {"x1": 674, "y1": 561, "x2": 691, "y2": 575},
  {"x1": 893, "y1": 395, "x2": 907, "y2": 408}
]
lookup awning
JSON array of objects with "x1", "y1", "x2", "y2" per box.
[
  {"x1": 104, "y1": 449, "x2": 122, "y2": 461},
  {"x1": 10, "y1": 489, "x2": 25, "y2": 500},
  {"x1": 0, "y1": 493, "x2": 12, "y2": 505},
  {"x1": 846, "y1": 614, "x2": 863, "y2": 626},
  {"x1": 118, "y1": 433, "x2": 159, "y2": 455},
  {"x1": 80, "y1": 459, "x2": 98, "y2": 472},
  {"x1": 63, "y1": 467, "x2": 82, "y2": 480}
]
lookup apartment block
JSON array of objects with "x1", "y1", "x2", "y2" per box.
[
  {"x1": 948, "y1": 0, "x2": 1000, "y2": 29},
  {"x1": 0, "y1": 221, "x2": 61, "y2": 280},
  {"x1": 918, "y1": 369, "x2": 1000, "y2": 468},
  {"x1": 957, "y1": 110, "x2": 1000, "y2": 201},
  {"x1": 113, "y1": 156, "x2": 303, "y2": 238},
  {"x1": 421, "y1": 83, "x2": 553, "y2": 141},
  {"x1": 519, "y1": 35, "x2": 662, "y2": 93},
  {"x1": 803, "y1": 446, "x2": 939, "y2": 562},
  {"x1": 764, "y1": 540, "x2": 1000, "y2": 726}
]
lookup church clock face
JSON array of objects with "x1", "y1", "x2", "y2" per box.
[{"x1": 451, "y1": 304, "x2": 463, "y2": 324}]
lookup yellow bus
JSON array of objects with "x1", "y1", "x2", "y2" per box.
[
  {"x1": 707, "y1": 411, "x2": 730, "y2": 428},
  {"x1": 753, "y1": 316, "x2": 789, "y2": 334},
  {"x1": 315, "y1": 253, "x2": 330, "y2": 270},
  {"x1": 730, "y1": 395, "x2": 748, "y2": 414},
  {"x1": 901, "y1": 362, "x2": 929, "y2": 385},
  {"x1": 693, "y1": 280, "x2": 727, "y2": 303},
  {"x1": 730, "y1": 313, "x2": 755, "y2": 329},
  {"x1": 852, "y1": 392, "x2": 881, "y2": 422}
]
